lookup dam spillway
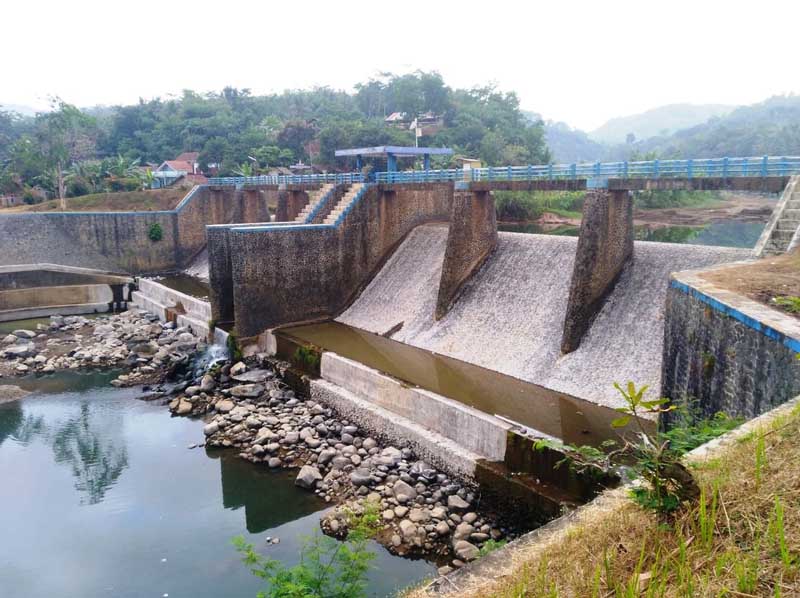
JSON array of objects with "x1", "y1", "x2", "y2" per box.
[{"x1": 338, "y1": 224, "x2": 751, "y2": 410}]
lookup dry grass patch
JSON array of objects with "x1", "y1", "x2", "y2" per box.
[
  {"x1": 406, "y1": 403, "x2": 800, "y2": 598},
  {"x1": 0, "y1": 186, "x2": 191, "y2": 213},
  {"x1": 701, "y1": 251, "x2": 800, "y2": 319}
]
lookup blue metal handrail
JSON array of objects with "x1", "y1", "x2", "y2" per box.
[
  {"x1": 373, "y1": 156, "x2": 800, "y2": 185},
  {"x1": 207, "y1": 172, "x2": 364, "y2": 186}
]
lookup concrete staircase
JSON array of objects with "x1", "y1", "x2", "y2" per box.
[
  {"x1": 294, "y1": 183, "x2": 334, "y2": 223},
  {"x1": 756, "y1": 176, "x2": 800, "y2": 256},
  {"x1": 323, "y1": 183, "x2": 364, "y2": 225}
]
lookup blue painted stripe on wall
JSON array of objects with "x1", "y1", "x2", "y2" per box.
[
  {"x1": 670, "y1": 279, "x2": 800, "y2": 353},
  {"x1": 232, "y1": 223, "x2": 336, "y2": 233}
]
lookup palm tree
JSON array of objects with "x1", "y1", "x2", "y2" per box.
[{"x1": 234, "y1": 162, "x2": 254, "y2": 177}]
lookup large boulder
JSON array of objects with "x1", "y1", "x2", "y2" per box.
[
  {"x1": 230, "y1": 384, "x2": 264, "y2": 398},
  {"x1": 12, "y1": 329, "x2": 36, "y2": 339},
  {"x1": 453, "y1": 540, "x2": 480, "y2": 561},
  {"x1": 215, "y1": 399, "x2": 235, "y2": 413},
  {"x1": 295, "y1": 465, "x2": 322, "y2": 489},
  {"x1": 3, "y1": 343, "x2": 35, "y2": 358},
  {"x1": 393, "y1": 480, "x2": 417, "y2": 503}
]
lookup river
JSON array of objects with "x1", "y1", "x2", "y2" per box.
[{"x1": 0, "y1": 370, "x2": 434, "y2": 598}]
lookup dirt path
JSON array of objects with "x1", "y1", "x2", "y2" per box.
[{"x1": 701, "y1": 250, "x2": 800, "y2": 319}]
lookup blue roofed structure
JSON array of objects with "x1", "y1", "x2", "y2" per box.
[{"x1": 335, "y1": 146, "x2": 453, "y2": 172}]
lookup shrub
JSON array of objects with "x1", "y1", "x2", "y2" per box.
[{"x1": 148, "y1": 222, "x2": 163, "y2": 242}]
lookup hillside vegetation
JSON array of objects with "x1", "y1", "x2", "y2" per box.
[
  {"x1": 546, "y1": 95, "x2": 800, "y2": 163},
  {"x1": 0, "y1": 72, "x2": 549, "y2": 204},
  {"x1": 590, "y1": 103, "x2": 735, "y2": 144}
]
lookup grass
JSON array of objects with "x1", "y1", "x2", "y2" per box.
[
  {"x1": 0, "y1": 186, "x2": 191, "y2": 212},
  {"x1": 404, "y1": 401, "x2": 800, "y2": 598}
]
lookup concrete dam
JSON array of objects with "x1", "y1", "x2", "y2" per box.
[{"x1": 337, "y1": 225, "x2": 749, "y2": 410}]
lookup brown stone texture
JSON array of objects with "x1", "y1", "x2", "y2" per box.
[
  {"x1": 662, "y1": 285, "x2": 800, "y2": 422},
  {"x1": 561, "y1": 189, "x2": 633, "y2": 353},
  {"x1": 224, "y1": 183, "x2": 453, "y2": 338},
  {"x1": 435, "y1": 190, "x2": 497, "y2": 320},
  {"x1": 0, "y1": 185, "x2": 276, "y2": 274},
  {"x1": 275, "y1": 188, "x2": 314, "y2": 222}
]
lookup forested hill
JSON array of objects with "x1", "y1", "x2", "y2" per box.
[
  {"x1": 630, "y1": 95, "x2": 800, "y2": 158},
  {"x1": 544, "y1": 95, "x2": 800, "y2": 163},
  {"x1": 589, "y1": 103, "x2": 735, "y2": 145},
  {"x1": 0, "y1": 72, "x2": 550, "y2": 199}
]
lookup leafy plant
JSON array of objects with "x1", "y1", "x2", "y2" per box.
[
  {"x1": 227, "y1": 332, "x2": 243, "y2": 362},
  {"x1": 233, "y1": 499, "x2": 379, "y2": 598},
  {"x1": 479, "y1": 539, "x2": 507, "y2": 556},
  {"x1": 772, "y1": 296, "x2": 800, "y2": 314},
  {"x1": 611, "y1": 382, "x2": 700, "y2": 513},
  {"x1": 148, "y1": 222, "x2": 163, "y2": 242},
  {"x1": 293, "y1": 346, "x2": 320, "y2": 371}
]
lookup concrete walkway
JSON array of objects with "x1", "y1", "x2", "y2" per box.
[{"x1": 338, "y1": 225, "x2": 750, "y2": 410}]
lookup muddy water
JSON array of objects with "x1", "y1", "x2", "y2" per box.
[
  {"x1": 149, "y1": 273, "x2": 210, "y2": 299},
  {"x1": 499, "y1": 220, "x2": 765, "y2": 249},
  {"x1": 279, "y1": 321, "x2": 653, "y2": 447},
  {"x1": 0, "y1": 370, "x2": 435, "y2": 598}
]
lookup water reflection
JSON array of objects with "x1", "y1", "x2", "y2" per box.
[
  {"x1": 50, "y1": 402, "x2": 129, "y2": 504},
  {"x1": 210, "y1": 449, "x2": 326, "y2": 533},
  {"x1": 0, "y1": 402, "x2": 24, "y2": 447}
]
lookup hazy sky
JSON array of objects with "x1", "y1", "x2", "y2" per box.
[{"x1": 5, "y1": 0, "x2": 800, "y2": 131}]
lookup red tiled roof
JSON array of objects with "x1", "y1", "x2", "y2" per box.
[
  {"x1": 175, "y1": 152, "x2": 200, "y2": 162},
  {"x1": 162, "y1": 160, "x2": 193, "y2": 172}
]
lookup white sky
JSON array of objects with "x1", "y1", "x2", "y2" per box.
[{"x1": 4, "y1": 0, "x2": 800, "y2": 131}]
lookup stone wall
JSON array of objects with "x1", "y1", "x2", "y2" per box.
[
  {"x1": 0, "y1": 185, "x2": 276, "y2": 275},
  {"x1": 223, "y1": 183, "x2": 453, "y2": 338},
  {"x1": 435, "y1": 190, "x2": 497, "y2": 320},
  {"x1": 662, "y1": 272, "x2": 800, "y2": 422},
  {"x1": 561, "y1": 189, "x2": 633, "y2": 353}
]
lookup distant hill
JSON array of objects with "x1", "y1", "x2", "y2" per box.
[
  {"x1": 0, "y1": 103, "x2": 42, "y2": 117},
  {"x1": 590, "y1": 103, "x2": 736, "y2": 145},
  {"x1": 632, "y1": 95, "x2": 800, "y2": 158},
  {"x1": 544, "y1": 121, "x2": 607, "y2": 163}
]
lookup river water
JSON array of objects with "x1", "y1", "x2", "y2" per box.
[
  {"x1": 0, "y1": 371, "x2": 434, "y2": 598},
  {"x1": 499, "y1": 220, "x2": 765, "y2": 249}
]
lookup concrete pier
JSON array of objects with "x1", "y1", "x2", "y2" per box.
[
  {"x1": 561, "y1": 189, "x2": 633, "y2": 353},
  {"x1": 435, "y1": 190, "x2": 497, "y2": 320}
]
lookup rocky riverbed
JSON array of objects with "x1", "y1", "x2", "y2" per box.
[
  {"x1": 160, "y1": 356, "x2": 515, "y2": 572},
  {"x1": 0, "y1": 310, "x2": 204, "y2": 382}
]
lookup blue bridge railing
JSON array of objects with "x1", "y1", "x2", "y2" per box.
[
  {"x1": 375, "y1": 156, "x2": 800, "y2": 184},
  {"x1": 207, "y1": 172, "x2": 363, "y2": 186},
  {"x1": 207, "y1": 156, "x2": 800, "y2": 187}
]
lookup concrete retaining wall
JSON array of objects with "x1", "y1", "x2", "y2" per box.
[
  {"x1": 562, "y1": 189, "x2": 633, "y2": 353},
  {"x1": 0, "y1": 185, "x2": 278, "y2": 275},
  {"x1": 320, "y1": 352, "x2": 510, "y2": 461},
  {"x1": 220, "y1": 183, "x2": 453, "y2": 338},
  {"x1": 0, "y1": 284, "x2": 113, "y2": 311},
  {"x1": 662, "y1": 267, "x2": 800, "y2": 421},
  {"x1": 132, "y1": 278, "x2": 214, "y2": 339},
  {"x1": 435, "y1": 190, "x2": 497, "y2": 320},
  {"x1": 311, "y1": 379, "x2": 483, "y2": 480}
]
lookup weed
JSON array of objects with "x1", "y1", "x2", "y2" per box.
[
  {"x1": 147, "y1": 222, "x2": 163, "y2": 242},
  {"x1": 293, "y1": 345, "x2": 320, "y2": 371},
  {"x1": 755, "y1": 433, "x2": 767, "y2": 489},
  {"x1": 479, "y1": 539, "x2": 507, "y2": 556},
  {"x1": 772, "y1": 295, "x2": 800, "y2": 313},
  {"x1": 226, "y1": 332, "x2": 243, "y2": 362},
  {"x1": 233, "y1": 500, "x2": 379, "y2": 598}
]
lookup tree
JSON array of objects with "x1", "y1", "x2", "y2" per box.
[{"x1": 35, "y1": 99, "x2": 96, "y2": 209}]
